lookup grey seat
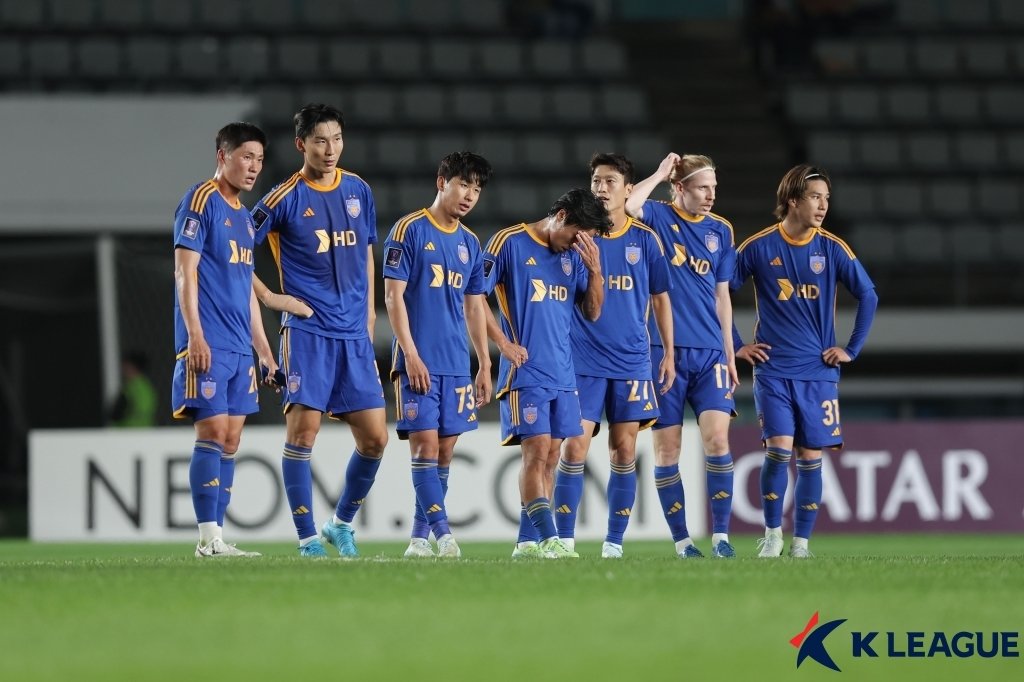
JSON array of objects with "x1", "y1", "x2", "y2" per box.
[
  {"x1": 880, "y1": 181, "x2": 925, "y2": 217},
  {"x1": 350, "y1": 86, "x2": 398, "y2": 124},
  {"x1": 834, "y1": 180, "x2": 875, "y2": 217},
  {"x1": 376, "y1": 39, "x2": 422, "y2": 78},
  {"x1": 836, "y1": 86, "x2": 882, "y2": 123},
  {"x1": 550, "y1": 87, "x2": 596, "y2": 124},
  {"x1": 225, "y1": 37, "x2": 270, "y2": 81},
  {"x1": 895, "y1": 0, "x2": 942, "y2": 27},
  {"x1": 994, "y1": 0, "x2": 1024, "y2": 25},
  {"x1": 0, "y1": 0, "x2": 43, "y2": 27},
  {"x1": 529, "y1": 41, "x2": 574, "y2": 77},
  {"x1": 297, "y1": 0, "x2": 347, "y2": 28},
  {"x1": 947, "y1": 223, "x2": 995, "y2": 262},
  {"x1": 339, "y1": 136, "x2": 371, "y2": 171},
  {"x1": 848, "y1": 223, "x2": 899, "y2": 263},
  {"x1": 1005, "y1": 133, "x2": 1024, "y2": 168},
  {"x1": 0, "y1": 38, "x2": 22, "y2": 77},
  {"x1": 396, "y1": 180, "x2": 429, "y2": 212},
  {"x1": 479, "y1": 42, "x2": 523, "y2": 77},
  {"x1": 572, "y1": 133, "x2": 620, "y2": 166},
  {"x1": 579, "y1": 38, "x2": 627, "y2": 76},
  {"x1": 371, "y1": 181, "x2": 396, "y2": 220},
  {"x1": 48, "y1": 0, "x2": 95, "y2": 27},
  {"x1": 125, "y1": 37, "x2": 172, "y2": 78},
  {"x1": 471, "y1": 133, "x2": 518, "y2": 166},
  {"x1": 259, "y1": 86, "x2": 296, "y2": 122},
  {"x1": 423, "y1": 134, "x2": 471, "y2": 167},
  {"x1": 962, "y1": 41, "x2": 1008, "y2": 75},
  {"x1": 328, "y1": 41, "x2": 374, "y2": 78},
  {"x1": 885, "y1": 86, "x2": 930, "y2": 123},
  {"x1": 452, "y1": 87, "x2": 496, "y2": 123},
  {"x1": 862, "y1": 40, "x2": 910, "y2": 76},
  {"x1": 900, "y1": 223, "x2": 946, "y2": 263},
  {"x1": 177, "y1": 37, "x2": 222, "y2": 78},
  {"x1": 151, "y1": 1, "x2": 192, "y2": 28},
  {"x1": 622, "y1": 132, "x2": 667, "y2": 171},
  {"x1": 985, "y1": 86, "x2": 1024, "y2": 123},
  {"x1": 96, "y1": 0, "x2": 145, "y2": 28},
  {"x1": 28, "y1": 39, "x2": 73, "y2": 77},
  {"x1": 857, "y1": 133, "x2": 903, "y2": 169},
  {"x1": 600, "y1": 85, "x2": 648, "y2": 123},
  {"x1": 953, "y1": 132, "x2": 999, "y2": 169},
  {"x1": 914, "y1": 39, "x2": 960, "y2": 76},
  {"x1": 498, "y1": 86, "x2": 545, "y2": 123},
  {"x1": 197, "y1": 0, "x2": 244, "y2": 29},
  {"x1": 906, "y1": 133, "x2": 951, "y2": 170},
  {"x1": 454, "y1": 0, "x2": 503, "y2": 29},
  {"x1": 978, "y1": 180, "x2": 1020, "y2": 216},
  {"x1": 374, "y1": 133, "x2": 421, "y2": 171},
  {"x1": 994, "y1": 222, "x2": 1024, "y2": 260},
  {"x1": 408, "y1": 1, "x2": 451, "y2": 29},
  {"x1": 427, "y1": 40, "x2": 474, "y2": 78},
  {"x1": 497, "y1": 181, "x2": 542, "y2": 218},
  {"x1": 786, "y1": 85, "x2": 831, "y2": 123},
  {"x1": 947, "y1": 1, "x2": 992, "y2": 26},
  {"x1": 808, "y1": 133, "x2": 854, "y2": 170},
  {"x1": 814, "y1": 39, "x2": 858, "y2": 73},
  {"x1": 78, "y1": 38, "x2": 122, "y2": 78},
  {"x1": 521, "y1": 134, "x2": 567, "y2": 172},
  {"x1": 277, "y1": 39, "x2": 321, "y2": 79},
  {"x1": 399, "y1": 86, "x2": 445, "y2": 124},
  {"x1": 927, "y1": 180, "x2": 970, "y2": 216},
  {"x1": 935, "y1": 86, "x2": 981, "y2": 123},
  {"x1": 247, "y1": 0, "x2": 298, "y2": 30}
]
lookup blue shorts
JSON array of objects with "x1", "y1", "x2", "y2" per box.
[
  {"x1": 280, "y1": 328, "x2": 385, "y2": 418},
  {"x1": 394, "y1": 373, "x2": 478, "y2": 439},
  {"x1": 576, "y1": 374, "x2": 659, "y2": 435},
  {"x1": 500, "y1": 387, "x2": 583, "y2": 445},
  {"x1": 754, "y1": 375, "x2": 842, "y2": 449},
  {"x1": 172, "y1": 349, "x2": 258, "y2": 421},
  {"x1": 651, "y1": 346, "x2": 736, "y2": 429}
]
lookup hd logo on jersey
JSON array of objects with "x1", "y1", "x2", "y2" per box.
[
  {"x1": 531, "y1": 279, "x2": 567, "y2": 302},
  {"x1": 228, "y1": 240, "x2": 253, "y2": 265},
  {"x1": 345, "y1": 196, "x2": 361, "y2": 218},
  {"x1": 625, "y1": 245, "x2": 641, "y2": 265},
  {"x1": 430, "y1": 264, "x2": 464, "y2": 289},
  {"x1": 791, "y1": 611, "x2": 847, "y2": 671},
  {"x1": 776, "y1": 278, "x2": 820, "y2": 300},
  {"x1": 315, "y1": 229, "x2": 358, "y2": 253}
]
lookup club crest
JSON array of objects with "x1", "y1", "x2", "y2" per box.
[
  {"x1": 458, "y1": 243, "x2": 470, "y2": 264},
  {"x1": 810, "y1": 255, "x2": 826, "y2": 274},
  {"x1": 561, "y1": 256, "x2": 572, "y2": 276},
  {"x1": 704, "y1": 232, "x2": 720, "y2": 253},
  {"x1": 345, "y1": 196, "x2": 361, "y2": 218},
  {"x1": 523, "y1": 405, "x2": 538, "y2": 425},
  {"x1": 404, "y1": 399, "x2": 418, "y2": 420},
  {"x1": 200, "y1": 379, "x2": 216, "y2": 399},
  {"x1": 625, "y1": 245, "x2": 641, "y2": 265},
  {"x1": 287, "y1": 372, "x2": 301, "y2": 393}
]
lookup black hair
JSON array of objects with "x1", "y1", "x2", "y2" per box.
[
  {"x1": 548, "y1": 188, "x2": 614, "y2": 236},
  {"x1": 294, "y1": 103, "x2": 345, "y2": 140},
  {"x1": 438, "y1": 151, "x2": 493, "y2": 187},
  {"x1": 589, "y1": 152, "x2": 634, "y2": 185},
  {"x1": 215, "y1": 122, "x2": 267, "y2": 154}
]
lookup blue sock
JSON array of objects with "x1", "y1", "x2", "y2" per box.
[
  {"x1": 411, "y1": 458, "x2": 450, "y2": 538},
  {"x1": 518, "y1": 504, "x2": 539, "y2": 543},
  {"x1": 525, "y1": 497, "x2": 557, "y2": 541},
  {"x1": 794, "y1": 458, "x2": 823, "y2": 539},
  {"x1": 553, "y1": 459, "x2": 585, "y2": 540},
  {"x1": 335, "y1": 449, "x2": 382, "y2": 523},
  {"x1": 761, "y1": 447, "x2": 792, "y2": 529},
  {"x1": 189, "y1": 440, "x2": 222, "y2": 524},
  {"x1": 216, "y1": 451, "x2": 236, "y2": 527},
  {"x1": 705, "y1": 453, "x2": 734, "y2": 534},
  {"x1": 282, "y1": 443, "x2": 315, "y2": 540},
  {"x1": 438, "y1": 466, "x2": 450, "y2": 499},
  {"x1": 654, "y1": 464, "x2": 689, "y2": 542},
  {"x1": 606, "y1": 459, "x2": 636, "y2": 545},
  {"x1": 410, "y1": 502, "x2": 430, "y2": 540}
]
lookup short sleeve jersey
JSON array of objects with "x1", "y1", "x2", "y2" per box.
[
  {"x1": 382, "y1": 208, "x2": 485, "y2": 379},
  {"x1": 173, "y1": 179, "x2": 256, "y2": 354},
  {"x1": 483, "y1": 224, "x2": 589, "y2": 398},
  {"x1": 640, "y1": 201, "x2": 736, "y2": 351},
  {"x1": 570, "y1": 218, "x2": 671, "y2": 379},
  {"x1": 733, "y1": 224, "x2": 875, "y2": 381},
  {"x1": 252, "y1": 168, "x2": 377, "y2": 339}
]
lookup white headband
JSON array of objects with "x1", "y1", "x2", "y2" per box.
[
  {"x1": 804, "y1": 173, "x2": 823, "y2": 180},
  {"x1": 678, "y1": 166, "x2": 715, "y2": 183}
]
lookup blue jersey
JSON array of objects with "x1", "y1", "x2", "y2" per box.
[
  {"x1": 252, "y1": 169, "x2": 377, "y2": 340},
  {"x1": 483, "y1": 224, "x2": 589, "y2": 398},
  {"x1": 383, "y1": 208, "x2": 485, "y2": 379},
  {"x1": 571, "y1": 218, "x2": 671, "y2": 379},
  {"x1": 733, "y1": 224, "x2": 875, "y2": 381},
  {"x1": 173, "y1": 179, "x2": 256, "y2": 354},
  {"x1": 640, "y1": 201, "x2": 735, "y2": 350}
]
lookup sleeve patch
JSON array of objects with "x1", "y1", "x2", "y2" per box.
[
  {"x1": 385, "y1": 246, "x2": 403, "y2": 268},
  {"x1": 182, "y1": 217, "x2": 199, "y2": 240},
  {"x1": 483, "y1": 257, "x2": 496, "y2": 278},
  {"x1": 252, "y1": 207, "x2": 269, "y2": 229}
]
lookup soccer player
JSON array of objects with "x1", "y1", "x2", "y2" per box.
[
  {"x1": 552, "y1": 153, "x2": 675, "y2": 559},
  {"x1": 383, "y1": 152, "x2": 494, "y2": 559},
  {"x1": 732, "y1": 164, "x2": 877, "y2": 558},
  {"x1": 172, "y1": 121, "x2": 277, "y2": 558},
  {"x1": 483, "y1": 188, "x2": 613, "y2": 559},
  {"x1": 252, "y1": 103, "x2": 388, "y2": 558},
  {"x1": 625, "y1": 153, "x2": 740, "y2": 559}
]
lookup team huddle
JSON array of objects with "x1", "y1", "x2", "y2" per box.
[{"x1": 172, "y1": 104, "x2": 879, "y2": 560}]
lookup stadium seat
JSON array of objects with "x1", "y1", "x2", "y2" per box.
[
  {"x1": 150, "y1": 0, "x2": 192, "y2": 28},
  {"x1": 862, "y1": 40, "x2": 911, "y2": 76},
  {"x1": 371, "y1": 180, "x2": 396, "y2": 219},
  {"x1": 296, "y1": 0, "x2": 346, "y2": 28},
  {"x1": 953, "y1": 132, "x2": 999, "y2": 169},
  {"x1": 407, "y1": 1, "x2": 450, "y2": 29},
  {"x1": 578, "y1": 39, "x2": 627, "y2": 76},
  {"x1": 396, "y1": 179, "x2": 429, "y2": 211},
  {"x1": 1004, "y1": 133, "x2": 1024, "y2": 168},
  {"x1": 808, "y1": 133, "x2": 854, "y2": 170},
  {"x1": 913, "y1": 39, "x2": 960, "y2": 76},
  {"x1": 399, "y1": 85, "x2": 446, "y2": 123},
  {"x1": 947, "y1": 223, "x2": 996, "y2": 262},
  {"x1": 881, "y1": 181, "x2": 925, "y2": 217},
  {"x1": 374, "y1": 133, "x2": 422, "y2": 171},
  {"x1": 28, "y1": 39, "x2": 73, "y2": 77},
  {"x1": 427, "y1": 40, "x2": 474, "y2": 78},
  {"x1": 451, "y1": 87, "x2": 497, "y2": 123},
  {"x1": 848, "y1": 223, "x2": 900, "y2": 263},
  {"x1": 276, "y1": 38, "x2": 321, "y2": 79},
  {"x1": 521, "y1": 134, "x2": 567, "y2": 171},
  {"x1": 985, "y1": 86, "x2": 1024, "y2": 123},
  {"x1": 197, "y1": 0, "x2": 244, "y2": 29},
  {"x1": 814, "y1": 39, "x2": 859, "y2": 73},
  {"x1": 471, "y1": 132, "x2": 518, "y2": 166},
  {"x1": 907, "y1": 133, "x2": 951, "y2": 170},
  {"x1": 77, "y1": 38, "x2": 121, "y2": 78},
  {"x1": 498, "y1": 86, "x2": 545, "y2": 122},
  {"x1": 622, "y1": 132, "x2": 667, "y2": 170},
  {"x1": 0, "y1": 0, "x2": 43, "y2": 27},
  {"x1": 339, "y1": 136, "x2": 371, "y2": 170},
  {"x1": 225, "y1": 37, "x2": 270, "y2": 81},
  {"x1": 895, "y1": 0, "x2": 942, "y2": 27},
  {"x1": 884, "y1": 86, "x2": 931, "y2": 123},
  {"x1": 836, "y1": 86, "x2": 882, "y2": 123},
  {"x1": 1012, "y1": 41, "x2": 1024, "y2": 74},
  {"x1": 993, "y1": 0, "x2": 1024, "y2": 25},
  {"x1": 962, "y1": 41, "x2": 1008, "y2": 75},
  {"x1": 572, "y1": 133, "x2": 619, "y2": 165},
  {"x1": 786, "y1": 85, "x2": 831, "y2": 123},
  {"x1": 96, "y1": 0, "x2": 145, "y2": 28},
  {"x1": 328, "y1": 41, "x2": 374, "y2": 78},
  {"x1": 176, "y1": 36, "x2": 222, "y2": 78},
  {"x1": 258, "y1": 85, "x2": 296, "y2": 122},
  {"x1": 833, "y1": 180, "x2": 875, "y2": 218},
  {"x1": 352, "y1": 0, "x2": 402, "y2": 28},
  {"x1": 994, "y1": 222, "x2": 1024, "y2": 259},
  {"x1": 423, "y1": 133, "x2": 471, "y2": 166},
  {"x1": 48, "y1": 0, "x2": 95, "y2": 28},
  {"x1": 529, "y1": 41, "x2": 575, "y2": 77},
  {"x1": 351, "y1": 86, "x2": 398, "y2": 124},
  {"x1": 296, "y1": 85, "x2": 345, "y2": 110},
  {"x1": 857, "y1": 133, "x2": 904, "y2": 169},
  {"x1": 454, "y1": 0, "x2": 503, "y2": 30},
  {"x1": 376, "y1": 39, "x2": 422, "y2": 78},
  {"x1": 0, "y1": 38, "x2": 22, "y2": 77},
  {"x1": 947, "y1": 1, "x2": 993, "y2": 26},
  {"x1": 600, "y1": 85, "x2": 648, "y2": 123},
  {"x1": 927, "y1": 181, "x2": 970, "y2": 216},
  {"x1": 900, "y1": 223, "x2": 947, "y2": 262},
  {"x1": 496, "y1": 180, "x2": 542, "y2": 217},
  {"x1": 935, "y1": 86, "x2": 981, "y2": 123},
  {"x1": 247, "y1": 0, "x2": 299, "y2": 30},
  {"x1": 550, "y1": 87, "x2": 596, "y2": 123},
  {"x1": 978, "y1": 180, "x2": 1020, "y2": 216},
  {"x1": 479, "y1": 42, "x2": 523, "y2": 77},
  {"x1": 124, "y1": 37, "x2": 172, "y2": 78}
]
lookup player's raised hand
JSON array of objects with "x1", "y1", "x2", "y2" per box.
[
  {"x1": 657, "y1": 152, "x2": 681, "y2": 181},
  {"x1": 498, "y1": 339, "x2": 528, "y2": 368},
  {"x1": 187, "y1": 334, "x2": 211, "y2": 374},
  {"x1": 405, "y1": 353, "x2": 431, "y2": 394},
  {"x1": 737, "y1": 342, "x2": 771, "y2": 366},
  {"x1": 822, "y1": 346, "x2": 852, "y2": 367},
  {"x1": 657, "y1": 353, "x2": 676, "y2": 395},
  {"x1": 573, "y1": 232, "x2": 601, "y2": 274},
  {"x1": 474, "y1": 366, "x2": 492, "y2": 408}
]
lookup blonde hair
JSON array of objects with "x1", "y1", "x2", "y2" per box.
[{"x1": 669, "y1": 155, "x2": 715, "y2": 200}]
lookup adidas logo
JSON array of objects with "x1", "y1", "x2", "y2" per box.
[
  {"x1": 223, "y1": 218, "x2": 232, "y2": 227},
  {"x1": 202, "y1": 478, "x2": 220, "y2": 487},
  {"x1": 353, "y1": 498, "x2": 365, "y2": 506},
  {"x1": 303, "y1": 207, "x2": 315, "y2": 217},
  {"x1": 424, "y1": 242, "x2": 436, "y2": 251},
  {"x1": 667, "y1": 501, "x2": 683, "y2": 515},
  {"x1": 670, "y1": 223, "x2": 680, "y2": 232},
  {"x1": 712, "y1": 491, "x2": 731, "y2": 500},
  {"x1": 770, "y1": 256, "x2": 782, "y2": 266},
  {"x1": 643, "y1": 401, "x2": 654, "y2": 411},
  {"x1": 525, "y1": 256, "x2": 537, "y2": 265},
  {"x1": 763, "y1": 492, "x2": 779, "y2": 501},
  {"x1": 467, "y1": 413, "x2": 477, "y2": 422},
  {"x1": 724, "y1": 392, "x2": 733, "y2": 400},
  {"x1": 427, "y1": 504, "x2": 442, "y2": 513},
  {"x1": 800, "y1": 503, "x2": 819, "y2": 511},
  {"x1": 555, "y1": 504, "x2": 572, "y2": 514},
  {"x1": 615, "y1": 508, "x2": 632, "y2": 517},
  {"x1": 832, "y1": 427, "x2": 841, "y2": 436},
  {"x1": 292, "y1": 505, "x2": 309, "y2": 515}
]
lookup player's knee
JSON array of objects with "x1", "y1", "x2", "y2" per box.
[
  {"x1": 608, "y1": 441, "x2": 636, "y2": 465},
  {"x1": 562, "y1": 440, "x2": 588, "y2": 464},
  {"x1": 222, "y1": 436, "x2": 241, "y2": 455},
  {"x1": 702, "y1": 432, "x2": 730, "y2": 456},
  {"x1": 358, "y1": 431, "x2": 388, "y2": 458}
]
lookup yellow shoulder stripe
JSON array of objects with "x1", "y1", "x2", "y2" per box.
[
  {"x1": 392, "y1": 210, "x2": 425, "y2": 243},
  {"x1": 632, "y1": 221, "x2": 666, "y2": 256},
  {"x1": 709, "y1": 212, "x2": 736, "y2": 246},
  {"x1": 264, "y1": 173, "x2": 301, "y2": 210},
  {"x1": 820, "y1": 228, "x2": 857, "y2": 260},
  {"x1": 737, "y1": 224, "x2": 779, "y2": 252},
  {"x1": 486, "y1": 224, "x2": 526, "y2": 256},
  {"x1": 190, "y1": 181, "x2": 217, "y2": 214}
]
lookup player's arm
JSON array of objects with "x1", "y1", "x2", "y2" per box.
[
  {"x1": 366, "y1": 244, "x2": 376, "y2": 341},
  {"x1": 484, "y1": 299, "x2": 527, "y2": 368},
  {"x1": 174, "y1": 247, "x2": 210, "y2": 374},
  {"x1": 715, "y1": 281, "x2": 740, "y2": 387},
  {"x1": 464, "y1": 294, "x2": 492, "y2": 407},
  {"x1": 252, "y1": 275, "x2": 313, "y2": 318},
  {"x1": 249, "y1": 286, "x2": 280, "y2": 385},
  {"x1": 574, "y1": 232, "x2": 604, "y2": 321},
  {"x1": 824, "y1": 286, "x2": 878, "y2": 367},
  {"x1": 731, "y1": 246, "x2": 770, "y2": 366},
  {"x1": 625, "y1": 152, "x2": 680, "y2": 219},
  {"x1": 383, "y1": 277, "x2": 431, "y2": 394},
  {"x1": 650, "y1": 291, "x2": 676, "y2": 393}
]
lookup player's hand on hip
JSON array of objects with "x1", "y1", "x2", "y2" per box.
[
  {"x1": 657, "y1": 356, "x2": 676, "y2": 394},
  {"x1": 475, "y1": 367, "x2": 492, "y2": 408},
  {"x1": 498, "y1": 340, "x2": 528, "y2": 368},
  {"x1": 283, "y1": 295, "x2": 313, "y2": 318},
  {"x1": 822, "y1": 346, "x2": 851, "y2": 367},
  {"x1": 187, "y1": 336, "x2": 211, "y2": 374},
  {"x1": 573, "y1": 232, "x2": 601, "y2": 273},
  {"x1": 405, "y1": 354, "x2": 431, "y2": 394},
  {"x1": 736, "y1": 342, "x2": 770, "y2": 366}
]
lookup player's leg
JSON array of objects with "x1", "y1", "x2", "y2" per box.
[
  {"x1": 211, "y1": 413, "x2": 260, "y2": 557},
  {"x1": 283, "y1": 405, "x2": 326, "y2": 556},
  {"x1": 500, "y1": 391, "x2": 541, "y2": 555},
  {"x1": 604, "y1": 419, "x2": 640, "y2": 558},
  {"x1": 789, "y1": 380, "x2": 841, "y2": 558},
  {"x1": 754, "y1": 375, "x2": 796, "y2": 558},
  {"x1": 434, "y1": 434, "x2": 461, "y2": 558},
  {"x1": 553, "y1": 375, "x2": 604, "y2": 549},
  {"x1": 191, "y1": 413, "x2": 229, "y2": 553},
  {"x1": 697, "y1": 410, "x2": 736, "y2": 558},
  {"x1": 791, "y1": 446, "x2": 822, "y2": 558},
  {"x1": 396, "y1": 373, "x2": 441, "y2": 557},
  {"x1": 426, "y1": 374, "x2": 478, "y2": 558},
  {"x1": 521, "y1": 433, "x2": 558, "y2": 544}
]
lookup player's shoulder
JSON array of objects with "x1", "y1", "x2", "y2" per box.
[
  {"x1": 181, "y1": 179, "x2": 220, "y2": 216},
  {"x1": 737, "y1": 223, "x2": 780, "y2": 252},
  {"x1": 389, "y1": 209, "x2": 429, "y2": 242},
  {"x1": 340, "y1": 168, "x2": 371, "y2": 191},
  {"x1": 458, "y1": 222, "x2": 482, "y2": 246},
  {"x1": 818, "y1": 227, "x2": 858, "y2": 259},
  {"x1": 629, "y1": 218, "x2": 666, "y2": 251},
  {"x1": 706, "y1": 212, "x2": 736, "y2": 243},
  {"x1": 485, "y1": 223, "x2": 528, "y2": 255},
  {"x1": 260, "y1": 172, "x2": 303, "y2": 210}
]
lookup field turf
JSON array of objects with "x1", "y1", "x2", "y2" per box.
[{"x1": 1, "y1": 535, "x2": 1022, "y2": 681}]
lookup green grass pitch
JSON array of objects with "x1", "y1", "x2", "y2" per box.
[{"x1": 2, "y1": 535, "x2": 1022, "y2": 681}]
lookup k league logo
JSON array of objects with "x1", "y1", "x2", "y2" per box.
[{"x1": 791, "y1": 611, "x2": 846, "y2": 671}]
